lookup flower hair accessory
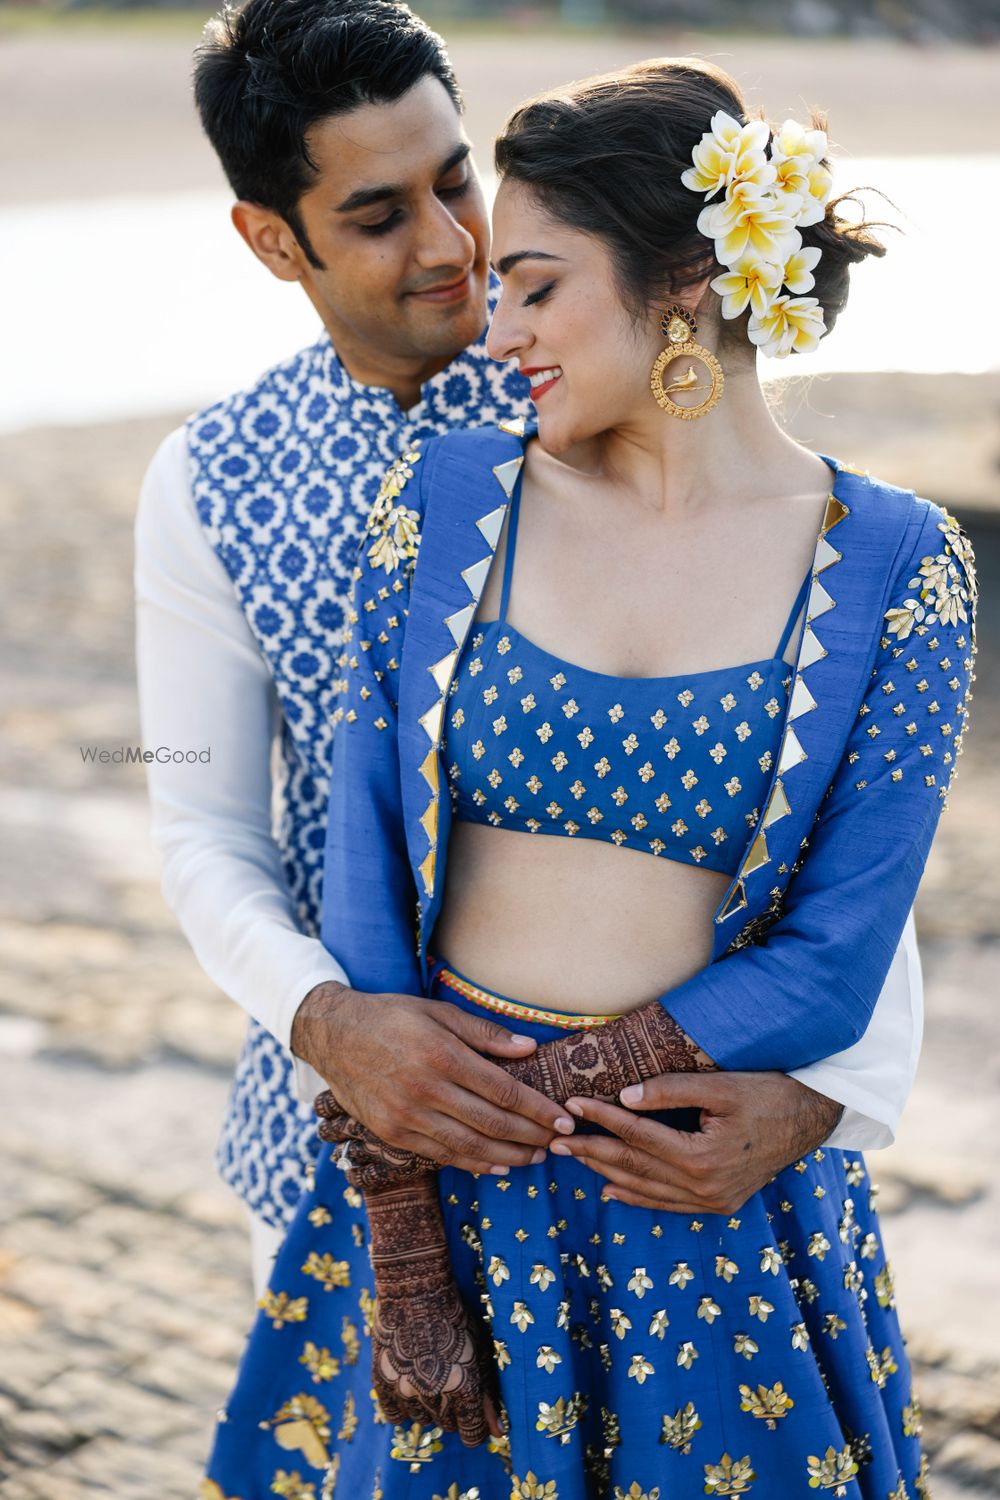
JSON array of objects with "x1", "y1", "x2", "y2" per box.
[{"x1": 681, "y1": 111, "x2": 833, "y2": 358}]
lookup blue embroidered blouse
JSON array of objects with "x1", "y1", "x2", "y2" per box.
[{"x1": 445, "y1": 451, "x2": 812, "y2": 876}]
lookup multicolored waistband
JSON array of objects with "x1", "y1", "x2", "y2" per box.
[{"x1": 430, "y1": 959, "x2": 623, "y2": 1030}]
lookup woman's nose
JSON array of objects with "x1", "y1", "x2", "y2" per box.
[{"x1": 486, "y1": 292, "x2": 525, "y2": 364}]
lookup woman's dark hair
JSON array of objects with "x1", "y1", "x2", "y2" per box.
[
  {"x1": 194, "y1": 0, "x2": 462, "y2": 268},
  {"x1": 494, "y1": 58, "x2": 886, "y2": 348}
]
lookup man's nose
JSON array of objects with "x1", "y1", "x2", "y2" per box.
[{"x1": 413, "y1": 195, "x2": 477, "y2": 271}]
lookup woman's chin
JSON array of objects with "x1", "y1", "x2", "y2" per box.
[{"x1": 535, "y1": 411, "x2": 579, "y2": 457}]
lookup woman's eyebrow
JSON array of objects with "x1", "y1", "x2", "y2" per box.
[{"x1": 490, "y1": 250, "x2": 567, "y2": 275}]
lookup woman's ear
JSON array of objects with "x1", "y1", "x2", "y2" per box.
[{"x1": 230, "y1": 201, "x2": 306, "y2": 285}]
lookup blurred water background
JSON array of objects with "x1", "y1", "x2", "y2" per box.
[{"x1": 0, "y1": 5, "x2": 999, "y2": 1497}]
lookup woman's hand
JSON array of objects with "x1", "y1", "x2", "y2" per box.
[
  {"x1": 499, "y1": 999, "x2": 714, "y2": 1105},
  {"x1": 314, "y1": 1088, "x2": 439, "y2": 1188},
  {"x1": 365, "y1": 1173, "x2": 502, "y2": 1446}
]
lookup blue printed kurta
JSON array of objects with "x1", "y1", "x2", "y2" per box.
[{"x1": 186, "y1": 287, "x2": 527, "y2": 1227}]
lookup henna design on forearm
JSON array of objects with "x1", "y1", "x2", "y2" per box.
[
  {"x1": 363, "y1": 1173, "x2": 498, "y2": 1443},
  {"x1": 497, "y1": 1000, "x2": 715, "y2": 1104}
]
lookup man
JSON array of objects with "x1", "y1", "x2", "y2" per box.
[{"x1": 134, "y1": 0, "x2": 922, "y2": 1298}]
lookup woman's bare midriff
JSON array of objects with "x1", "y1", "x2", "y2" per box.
[{"x1": 430, "y1": 819, "x2": 729, "y2": 1016}]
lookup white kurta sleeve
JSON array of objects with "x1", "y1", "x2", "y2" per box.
[
  {"x1": 133, "y1": 425, "x2": 342, "y2": 1104},
  {"x1": 788, "y1": 910, "x2": 923, "y2": 1150}
]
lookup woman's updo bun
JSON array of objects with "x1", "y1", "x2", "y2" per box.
[
  {"x1": 796, "y1": 150, "x2": 888, "y2": 332},
  {"x1": 494, "y1": 59, "x2": 888, "y2": 349}
]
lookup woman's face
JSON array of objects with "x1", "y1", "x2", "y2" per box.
[{"x1": 487, "y1": 179, "x2": 660, "y2": 454}]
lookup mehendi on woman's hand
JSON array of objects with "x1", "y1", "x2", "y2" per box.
[
  {"x1": 313, "y1": 1094, "x2": 500, "y2": 1445},
  {"x1": 314, "y1": 1088, "x2": 438, "y2": 1190},
  {"x1": 363, "y1": 1172, "x2": 499, "y2": 1447},
  {"x1": 497, "y1": 1000, "x2": 715, "y2": 1104}
]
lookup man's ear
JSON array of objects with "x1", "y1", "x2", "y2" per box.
[{"x1": 231, "y1": 200, "x2": 306, "y2": 284}]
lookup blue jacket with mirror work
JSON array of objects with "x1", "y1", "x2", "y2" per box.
[{"x1": 320, "y1": 419, "x2": 977, "y2": 1073}]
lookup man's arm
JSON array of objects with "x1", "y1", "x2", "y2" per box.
[
  {"x1": 134, "y1": 427, "x2": 344, "y2": 1102},
  {"x1": 789, "y1": 907, "x2": 923, "y2": 1150}
]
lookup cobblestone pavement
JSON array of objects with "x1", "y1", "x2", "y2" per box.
[{"x1": 1, "y1": 401, "x2": 999, "y2": 1498}]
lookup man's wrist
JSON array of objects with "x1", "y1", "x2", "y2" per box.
[
  {"x1": 290, "y1": 978, "x2": 352, "y2": 1067},
  {"x1": 792, "y1": 1078, "x2": 845, "y2": 1152}
]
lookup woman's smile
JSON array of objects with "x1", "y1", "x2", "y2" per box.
[{"x1": 523, "y1": 364, "x2": 563, "y2": 400}]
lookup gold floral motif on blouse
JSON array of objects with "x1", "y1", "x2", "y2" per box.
[
  {"x1": 366, "y1": 447, "x2": 422, "y2": 574},
  {"x1": 884, "y1": 511, "x2": 977, "y2": 639}
]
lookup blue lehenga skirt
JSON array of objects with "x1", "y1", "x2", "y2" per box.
[{"x1": 203, "y1": 961, "x2": 926, "y2": 1500}]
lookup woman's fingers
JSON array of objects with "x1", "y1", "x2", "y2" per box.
[
  {"x1": 483, "y1": 1391, "x2": 503, "y2": 1441},
  {"x1": 453, "y1": 1386, "x2": 489, "y2": 1448}
]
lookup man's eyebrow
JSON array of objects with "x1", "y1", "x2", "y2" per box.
[
  {"x1": 491, "y1": 250, "x2": 567, "y2": 275},
  {"x1": 335, "y1": 142, "x2": 472, "y2": 214}
]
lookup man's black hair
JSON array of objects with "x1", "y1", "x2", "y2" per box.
[{"x1": 193, "y1": 0, "x2": 463, "y2": 268}]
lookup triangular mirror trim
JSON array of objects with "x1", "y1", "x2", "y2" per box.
[
  {"x1": 823, "y1": 495, "x2": 850, "y2": 533},
  {"x1": 762, "y1": 777, "x2": 792, "y2": 828},
  {"x1": 461, "y1": 556, "x2": 492, "y2": 599},
  {"x1": 716, "y1": 879, "x2": 747, "y2": 923},
  {"x1": 789, "y1": 676, "x2": 818, "y2": 720},
  {"x1": 444, "y1": 602, "x2": 475, "y2": 646},
  {"x1": 419, "y1": 747, "x2": 438, "y2": 792},
  {"x1": 476, "y1": 505, "x2": 507, "y2": 551},
  {"x1": 419, "y1": 850, "x2": 436, "y2": 898},
  {"x1": 492, "y1": 457, "x2": 524, "y2": 498},
  {"x1": 807, "y1": 578, "x2": 835, "y2": 619},
  {"x1": 419, "y1": 799, "x2": 438, "y2": 844},
  {"x1": 419, "y1": 699, "x2": 444, "y2": 746},
  {"x1": 498, "y1": 415, "x2": 526, "y2": 437},
  {"x1": 814, "y1": 536, "x2": 842, "y2": 573},
  {"x1": 798, "y1": 627, "x2": 827, "y2": 670},
  {"x1": 742, "y1": 830, "x2": 770, "y2": 876},
  {"x1": 429, "y1": 650, "x2": 459, "y2": 695},
  {"x1": 777, "y1": 726, "x2": 808, "y2": 774}
]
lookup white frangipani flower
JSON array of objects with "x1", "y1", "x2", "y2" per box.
[
  {"x1": 681, "y1": 109, "x2": 835, "y2": 358},
  {"x1": 781, "y1": 242, "x2": 821, "y2": 295},
  {"x1": 710, "y1": 254, "x2": 783, "y2": 319},
  {"x1": 771, "y1": 118, "x2": 828, "y2": 168},
  {"x1": 771, "y1": 120, "x2": 832, "y2": 225},
  {"x1": 681, "y1": 110, "x2": 774, "y2": 198},
  {"x1": 699, "y1": 184, "x2": 801, "y2": 268},
  {"x1": 747, "y1": 294, "x2": 826, "y2": 358}
]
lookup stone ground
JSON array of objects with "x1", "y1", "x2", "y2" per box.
[{"x1": 2, "y1": 17, "x2": 1000, "y2": 1498}]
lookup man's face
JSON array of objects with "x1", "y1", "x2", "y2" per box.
[{"x1": 292, "y1": 75, "x2": 491, "y2": 368}]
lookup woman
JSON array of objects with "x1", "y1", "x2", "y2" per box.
[{"x1": 203, "y1": 59, "x2": 975, "y2": 1500}]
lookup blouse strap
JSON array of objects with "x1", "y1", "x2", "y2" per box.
[
  {"x1": 497, "y1": 464, "x2": 526, "y2": 626},
  {"x1": 775, "y1": 566, "x2": 814, "y2": 661}
]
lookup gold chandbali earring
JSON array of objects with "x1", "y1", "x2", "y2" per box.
[{"x1": 650, "y1": 304, "x2": 725, "y2": 420}]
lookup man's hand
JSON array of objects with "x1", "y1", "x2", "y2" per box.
[
  {"x1": 291, "y1": 981, "x2": 576, "y2": 1175},
  {"x1": 548, "y1": 1071, "x2": 844, "y2": 1215}
]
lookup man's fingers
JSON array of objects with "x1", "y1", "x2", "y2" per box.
[
  {"x1": 433, "y1": 1001, "x2": 537, "y2": 1055},
  {"x1": 616, "y1": 1069, "x2": 733, "y2": 1113},
  {"x1": 563, "y1": 1095, "x2": 703, "y2": 1168}
]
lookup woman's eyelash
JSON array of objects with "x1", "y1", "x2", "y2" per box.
[{"x1": 524, "y1": 281, "x2": 556, "y2": 307}]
